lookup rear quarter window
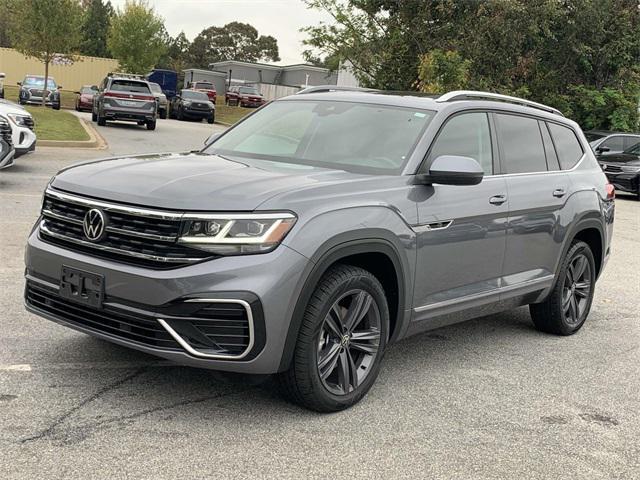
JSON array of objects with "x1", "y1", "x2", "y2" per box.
[{"x1": 547, "y1": 123, "x2": 584, "y2": 169}]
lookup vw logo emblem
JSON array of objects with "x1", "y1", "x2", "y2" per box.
[{"x1": 83, "y1": 208, "x2": 106, "y2": 241}]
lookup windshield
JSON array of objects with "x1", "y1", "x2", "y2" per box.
[
  {"x1": 149, "y1": 83, "x2": 162, "y2": 93},
  {"x1": 182, "y1": 90, "x2": 209, "y2": 101},
  {"x1": 205, "y1": 100, "x2": 435, "y2": 175},
  {"x1": 80, "y1": 86, "x2": 95, "y2": 94},
  {"x1": 23, "y1": 76, "x2": 57, "y2": 89},
  {"x1": 239, "y1": 87, "x2": 260, "y2": 95},
  {"x1": 195, "y1": 82, "x2": 214, "y2": 90}
]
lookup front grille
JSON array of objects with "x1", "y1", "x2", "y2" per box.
[
  {"x1": 23, "y1": 117, "x2": 35, "y2": 131},
  {"x1": 28, "y1": 88, "x2": 50, "y2": 98},
  {"x1": 603, "y1": 164, "x2": 623, "y2": 173},
  {"x1": 0, "y1": 120, "x2": 12, "y2": 146},
  {"x1": 26, "y1": 282, "x2": 254, "y2": 357},
  {"x1": 26, "y1": 282, "x2": 181, "y2": 350},
  {"x1": 40, "y1": 190, "x2": 215, "y2": 268}
]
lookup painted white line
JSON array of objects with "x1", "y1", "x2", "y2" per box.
[
  {"x1": 0, "y1": 364, "x2": 32, "y2": 372},
  {"x1": 0, "y1": 361, "x2": 174, "y2": 372}
]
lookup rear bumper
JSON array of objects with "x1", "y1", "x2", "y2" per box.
[{"x1": 103, "y1": 107, "x2": 155, "y2": 122}]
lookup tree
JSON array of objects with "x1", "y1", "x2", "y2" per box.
[
  {"x1": 80, "y1": 0, "x2": 114, "y2": 58},
  {"x1": 108, "y1": 0, "x2": 166, "y2": 74},
  {"x1": 303, "y1": 0, "x2": 640, "y2": 131},
  {"x1": 157, "y1": 31, "x2": 190, "y2": 72},
  {"x1": 9, "y1": 0, "x2": 83, "y2": 105},
  {"x1": 189, "y1": 22, "x2": 280, "y2": 68},
  {"x1": 0, "y1": 0, "x2": 18, "y2": 48}
]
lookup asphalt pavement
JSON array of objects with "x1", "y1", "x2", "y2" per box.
[{"x1": 0, "y1": 117, "x2": 639, "y2": 479}]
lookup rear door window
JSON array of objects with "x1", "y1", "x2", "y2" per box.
[
  {"x1": 547, "y1": 123, "x2": 584, "y2": 170},
  {"x1": 428, "y1": 112, "x2": 493, "y2": 174},
  {"x1": 495, "y1": 113, "x2": 547, "y2": 174},
  {"x1": 623, "y1": 135, "x2": 640, "y2": 149}
]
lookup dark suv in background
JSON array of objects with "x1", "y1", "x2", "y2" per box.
[
  {"x1": 25, "y1": 88, "x2": 614, "y2": 412},
  {"x1": 169, "y1": 89, "x2": 215, "y2": 123},
  {"x1": 18, "y1": 75, "x2": 61, "y2": 109},
  {"x1": 92, "y1": 74, "x2": 157, "y2": 130},
  {"x1": 598, "y1": 141, "x2": 640, "y2": 198}
]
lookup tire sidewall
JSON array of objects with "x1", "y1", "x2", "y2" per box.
[
  {"x1": 301, "y1": 270, "x2": 389, "y2": 410},
  {"x1": 557, "y1": 241, "x2": 596, "y2": 334}
]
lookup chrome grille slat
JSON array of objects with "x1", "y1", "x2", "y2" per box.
[{"x1": 40, "y1": 189, "x2": 215, "y2": 268}]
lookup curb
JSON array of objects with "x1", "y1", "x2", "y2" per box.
[{"x1": 38, "y1": 117, "x2": 107, "y2": 149}]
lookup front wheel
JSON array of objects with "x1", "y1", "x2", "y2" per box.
[
  {"x1": 91, "y1": 110, "x2": 97, "y2": 122},
  {"x1": 278, "y1": 265, "x2": 388, "y2": 412},
  {"x1": 159, "y1": 109, "x2": 167, "y2": 120},
  {"x1": 207, "y1": 113, "x2": 215, "y2": 124},
  {"x1": 530, "y1": 240, "x2": 596, "y2": 335},
  {"x1": 146, "y1": 120, "x2": 156, "y2": 130}
]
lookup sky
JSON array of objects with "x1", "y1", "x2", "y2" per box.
[{"x1": 109, "y1": 0, "x2": 333, "y2": 65}]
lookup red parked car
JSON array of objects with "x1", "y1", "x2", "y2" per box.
[
  {"x1": 225, "y1": 85, "x2": 266, "y2": 107},
  {"x1": 75, "y1": 85, "x2": 96, "y2": 112},
  {"x1": 187, "y1": 81, "x2": 217, "y2": 103}
]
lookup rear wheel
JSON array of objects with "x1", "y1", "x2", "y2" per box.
[
  {"x1": 278, "y1": 265, "x2": 388, "y2": 412},
  {"x1": 91, "y1": 110, "x2": 97, "y2": 122},
  {"x1": 97, "y1": 112, "x2": 106, "y2": 126},
  {"x1": 530, "y1": 240, "x2": 596, "y2": 335},
  {"x1": 159, "y1": 109, "x2": 167, "y2": 120}
]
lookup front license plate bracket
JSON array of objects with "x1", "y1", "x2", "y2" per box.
[{"x1": 59, "y1": 266, "x2": 104, "y2": 308}]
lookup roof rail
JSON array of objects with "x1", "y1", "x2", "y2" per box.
[
  {"x1": 436, "y1": 90, "x2": 563, "y2": 116},
  {"x1": 297, "y1": 85, "x2": 378, "y2": 95},
  {"x1": 108, "y1": 72, "x2": 145, "y2": 80}
]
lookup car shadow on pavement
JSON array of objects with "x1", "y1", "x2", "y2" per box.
[{"x1": 15, "y1": 306, "x2": 548, "y2": 446}]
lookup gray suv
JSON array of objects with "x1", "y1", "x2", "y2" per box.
[
  {"x1": 92, "y1": 74, "x2": 157, "y2": 130},
  {"x1": 25, "y1": 89, "x2": 615, "y2": 412}
]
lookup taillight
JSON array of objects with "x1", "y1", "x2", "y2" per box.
[{"x1": 605, "y1": 183, "x2": 615, "y2": 200}]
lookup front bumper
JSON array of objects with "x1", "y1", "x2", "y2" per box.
[
  {"x1": 11, "y1": 124, "x2": 36, "y2": 155},
  {"x1": 604, "y1": 172, "x2": 640, "y2": 194},
  {"x1": 183, "y1": 107, "x2": 213, "y2": 118},
  {"x1": 0, "y1": 145, "x2": 14, "y2": 170},
  {"x1": 24, "y1": 228, "x2": 311, "y2": 373}
]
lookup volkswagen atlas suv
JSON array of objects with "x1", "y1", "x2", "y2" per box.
[
  {"x1": 24, "y1": 89, "x2": 614, "y2": 412},
  {"x1": 92, "y1": 73, "x2": 157, "y2": 130}
]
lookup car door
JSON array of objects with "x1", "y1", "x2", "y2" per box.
[
  {"x1": 496, "y1": 113, "x2": 573, "y2": 294},
  {"x1": 413, "y1": 111, "x2": 508, "y2": 317}
]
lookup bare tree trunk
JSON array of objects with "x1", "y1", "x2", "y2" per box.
[{"x1": 42, "y1": 54, "x2": 49, "y2": 107}]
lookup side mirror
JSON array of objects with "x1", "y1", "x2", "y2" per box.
[
  {"x1": 204, "y1": 133, "x2": 221, "y2": 146},
  {"x1": 17, "y1": 82, "x2": 22, "y2": 86},
  {"x1": 415, "y1": 155, "x2": 484, "y2": 186},
  {"x1": 596, "y1": 145, "x2": 610, "y2": 153}
]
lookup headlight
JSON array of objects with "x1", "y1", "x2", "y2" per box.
[
  {"x1": 178, "y1": 213, "x2": 296, "y2": 255},
  {"x1": 621, "y1": 165, "x2": 640, "y2": 173},
  {"x1": 7, "y1": 113, "x2": 30, "y2": 126}
]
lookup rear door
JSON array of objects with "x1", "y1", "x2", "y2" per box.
[
  {"x1": 413, "y1": 111, "x2": 508, "y2": 316},
  {"x1": 496, "y1": 113, "x2": 573, "y2": 293}
]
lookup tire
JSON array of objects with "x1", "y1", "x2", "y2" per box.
[
  {"x1": 177, "y1": 107, "x2": 184, "y2": 120},
  {"x1": 97, "y1": 113, "x2": 106, "y2": 126},
  {"x1": 530, "y1": 240, "x2": 596, "y2": 335},
  {"x1": 91, "y1": 110, "x2": 97, "y2": 122},
  {"x1": 53, "y1": 103, "x2": 60, "y2": 111},
  {"x1": 146, "y1": 120, "x2": 156, "y2": 131},
  {"x1": 159, "y1": 109, "x2": 167, "y2": 120},
  {"x1": 207, "y1": 113, "x2": 215, "y2": 124},
  {"x1": 278, "y1": 264, "x2": 389, "y2": 412}
]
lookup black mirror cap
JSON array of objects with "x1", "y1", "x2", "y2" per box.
[
  {"x1": 415, "y1": 155, "x2": 484, "y2": 186},
  {"x1": 597, "y1": 145, "x2": 610, "y2": 153}
]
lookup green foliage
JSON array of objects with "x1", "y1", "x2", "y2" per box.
[
  {"x1": 417, "y1": 50, "x2": 470, "y2": 94},
  {"x1": 80, "y1": 0, "x2": 114, "y2": 58},
  {"x1": 304, "y1": 0, "x2": 640, "y2": 131},
  {"x1": 160, "y1": 31, "x2": 191, "y2": 73},
  {"x1": 107, "y1": 0, "x2": 166, "y2": 74},
  {"x1": 188, "y1": 22, "x2": 280, "y2": 68},
  {"x1": 0, "y1": 0, "x2": 18, "y2": 47},
  {"x1": 8, "y1": 0, "x2": 83, "y2": 104}
]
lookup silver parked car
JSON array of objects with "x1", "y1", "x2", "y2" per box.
[
  {"x1": 148, "y1": 82, "x2": 168, "y2": 119},
  {"x1": 25, "y1": 89, "x2": 614, "y2": 411}
]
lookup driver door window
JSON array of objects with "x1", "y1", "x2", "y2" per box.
[{"x1": 429, "y1": 112, "x2": 493, "y2": 174}]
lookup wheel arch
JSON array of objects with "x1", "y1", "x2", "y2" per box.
[
  {"x1": 558, "y1": 214, "x2": 605, "y2": 279},
  {"x1": 278, "y1": 235, "x2": 410, "y2": 372}
]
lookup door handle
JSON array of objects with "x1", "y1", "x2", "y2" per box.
[
  {"x1": 552, "y1": 188, "x2": 566, "y2": 198},
  {"x1": 489, "y1": 195, "x2": 507, "y2": 205}
]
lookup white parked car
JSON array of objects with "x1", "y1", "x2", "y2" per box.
[
  {"x1": 0, "y1": 115, "x2": 15, "y2": 170},
  {"x1": 0, "y1": 100, "x2": 36, "y2": 157}
]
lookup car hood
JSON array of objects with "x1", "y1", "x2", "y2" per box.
[
  {"x1": 0, "y1": 100, "x2": 30, "y2": 115},
  {"x1": 599, "y1": 153, "x2": 640, "y2": 165},
  {"x1": 50, "y1": 152, "x2": 370, "y2": 211}
]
